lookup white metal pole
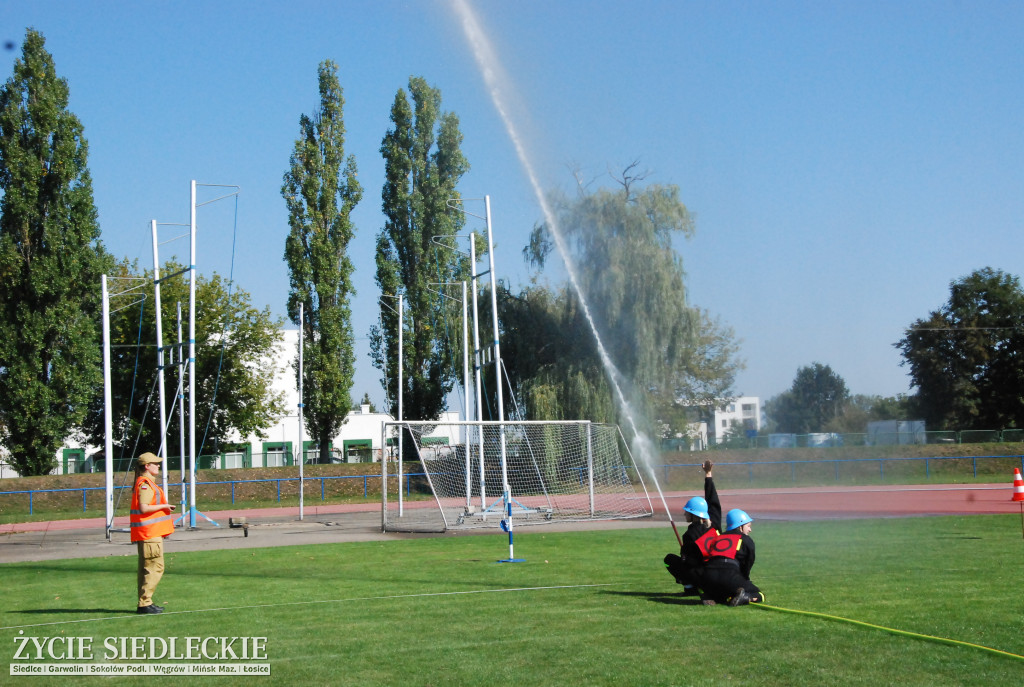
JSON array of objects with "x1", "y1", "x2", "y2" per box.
[
  {"x1": 587, "y1": 422, "x2": 595, "y2": 517},
  {"x1": 462, "y1": 280, "x2": 471, "y2": 509},
  {"x1": 484, "y1": 196, "x2": 510, "y2": 559},
  {"x1": 298, "y1": 303, "x2": 304, "y2": 520},
  {"x1": 485, "y1": 197, "x2": 504, "y2": 427},
  {"x1": 381, "y1": 421, "x2": 388, "y2": 532},
  {"x1": 397, "y1": 294, "x2": 404, "y2": 518},
  {"x1": 151, "y1": 220, "x2": 169, "y2": 496},
  {"x1": 188, "y1": 180, "x2": 197, "y2": 528},
  {"x1": 101, "y1": 275, "x2": 114, "y2": 540},
  {"x1": 177, "y1": 303, "x2": 186, "y2": 514},
  {"x1": 469, "y1": 237, "x2": 485, "y2": 511}
]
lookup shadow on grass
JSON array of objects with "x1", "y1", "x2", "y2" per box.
[{"x1": 599, "y1": 590, "x2": 704, "y2": 606}]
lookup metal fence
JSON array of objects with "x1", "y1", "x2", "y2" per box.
[
  {"x1": 708, "y1": 428, "x2": 1024, "y2": 450},
  {"x1": 0, "y1": 473, "x2": 386, "y2": 517},
  {"x1": 657, "y1": 453, "x2": 1024, "y2": 487},
  {"x1": 0, "y1": 448, "x2": 384, "y2": 479}
]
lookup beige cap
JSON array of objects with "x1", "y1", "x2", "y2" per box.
[{"x1": 136, "y1": 452, "x2": 163, "y2": 466}]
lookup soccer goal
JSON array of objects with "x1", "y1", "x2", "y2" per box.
[{"x1": 381, "y1": 420, "x2": 654, "y2": 533}]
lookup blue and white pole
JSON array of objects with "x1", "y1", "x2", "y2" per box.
[{"x1": 499, "y1": 489, "x2": 525, "y2": 563}]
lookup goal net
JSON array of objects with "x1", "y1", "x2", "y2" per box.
[{"x1": 381, "y1": 420, "x2": 653, "y2": 532}]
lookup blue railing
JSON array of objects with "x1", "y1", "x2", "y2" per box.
[{"x1": 1, "y1": 474, "x2": 386, "y2": 516}]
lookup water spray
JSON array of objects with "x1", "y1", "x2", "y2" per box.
[{"x1": 451, "y1": 0, "x2": 681, "y2": 546}]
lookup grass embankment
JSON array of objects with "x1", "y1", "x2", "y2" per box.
[
  {"x1": 0, "y1": 463, "x2": 400, "y2": 525},
  {"x1": 1, "y1": 517, "x2": 1022, "y2": 685},
  {"x1": 658, "y1": 442, "x2": 1024, "y2": 491}
]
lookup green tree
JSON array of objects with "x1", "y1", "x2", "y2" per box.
[
  {"x1": 495, "y1": 282, "x2": 615, "y2": 423},
  {"x1": 767, "y1": 363, "x2": 849, "y2": 434},
  {"x1": 81, "y1": 261, "x2": 286, "y2": 459},
  {"x1": 371, "y1": 77, "x2": 469, "y2": 422},
  {"x1": 282, "y1": 61, "x2": 362, "y2": 463},
  {"x1": 0, "y1": 29, "x2": 112, "y2": 476},
  {"x1": 896, "y1": 267, "x2": 1024, "y2": 430},
  {"x1": 519, "y1": 173, "x2": 742, "y2": 428},
  {"x1": 824, "y1": 393, "x2": 911, "y2": 434}
]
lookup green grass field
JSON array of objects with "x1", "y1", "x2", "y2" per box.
[{"x1": 2, "y1": 516, "x2": 1022, "y2": 686}]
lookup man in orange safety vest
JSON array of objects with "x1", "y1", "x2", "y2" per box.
[{"x1": 131, "y1": 452, "x2": 175, "y2": 614}]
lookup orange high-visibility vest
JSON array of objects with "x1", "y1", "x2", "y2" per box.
[{"x1": 130, "y1": 474, "x2": 174, "y2": 542}]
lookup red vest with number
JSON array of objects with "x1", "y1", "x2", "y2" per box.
[
  {"x1": 130, "y1": 474, "x2": 174, "y2": 542},
  {"x1": 703, "y1": 532, "x2": 743, "y2": 561}
]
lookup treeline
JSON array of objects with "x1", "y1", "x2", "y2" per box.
[{"x1": 0, "y1": 30, "x2": 744, "y2": 476}]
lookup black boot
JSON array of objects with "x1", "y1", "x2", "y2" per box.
[{"x1": 728, "y1": 588, "x2": 751, "y2": 607}]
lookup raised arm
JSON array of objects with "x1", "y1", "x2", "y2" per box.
[{"x1": 702, "y1": 460, "x2": 722, "y2": 533}]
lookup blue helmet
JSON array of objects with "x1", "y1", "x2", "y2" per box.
[
  {"x1": 683, "y1": 496, "x2": 709, "y2": 520},
  {"x1": 725, "y1": 509, "x2": 753, "y2": 532}
]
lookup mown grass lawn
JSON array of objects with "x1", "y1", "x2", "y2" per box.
[{"x1": 2, "y1": 515, "x2": 1022, "y2": 685}]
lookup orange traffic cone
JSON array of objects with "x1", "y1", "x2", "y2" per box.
[{"x1": 1012, "y1": 468, "x2": 1024, "y2": 502}]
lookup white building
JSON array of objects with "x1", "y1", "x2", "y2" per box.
[
  {"x1": 217, "y1": 329, "x2": 461, "y2": 468},
  {"x1": 712, "y1": 396, "x2": 762, "y2": 444}
]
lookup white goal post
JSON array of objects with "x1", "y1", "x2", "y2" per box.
[{"x1": 381, "y1": 420, "x2": 654, "y2": 533}]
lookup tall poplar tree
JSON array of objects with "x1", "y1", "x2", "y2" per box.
[
  {"x1": 282, "y1": 61, "x2": 361, "y2": 463},
  {"x1": 371, "y1": 77, "x2": 469, "y2": 422},
  {"x1": 0, "y1": 29, "x2": 112, "y2": 475}
]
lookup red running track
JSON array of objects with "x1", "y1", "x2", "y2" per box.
[
  {"x1": 658, "y1": 483, "x2": 1021, "y2": 521},
  {"x1": 2, "y1": 483, "x2": 1021, "y2": 534}
]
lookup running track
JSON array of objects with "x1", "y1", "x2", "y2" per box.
[{"x1": 2, "y1": 482, "x2": 1020, "y2": 534}]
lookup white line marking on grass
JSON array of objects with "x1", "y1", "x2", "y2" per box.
[{"x1": 0, "y1": 583, "x2": 620, "y2": 631}]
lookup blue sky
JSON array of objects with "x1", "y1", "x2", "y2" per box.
[{"x1": 2, "y1": 1, "x2": 1022, "y2": 410}]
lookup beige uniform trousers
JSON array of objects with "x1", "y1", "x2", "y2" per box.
[{"x1": 137, "y1": 537, "x2": 165, "y2": 607}]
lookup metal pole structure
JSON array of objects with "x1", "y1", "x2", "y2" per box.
[
  {"x1": 381, "y1": 421, "x2": 388, "y2": 532},
  {"x1": 397, "y1": 294, "x2": 404, "y2": 518},
  {"x1": 298, "y1": 303, "x2": 304, "y2": 520},
  {"x1": 587, "y1": 421, "x2": 595, "y2": 517},
  {"x1": 150, "y1": 220, "x2": 169, "y2": 496},
  {"x1": 176, "y1": 303, "x2": 186, "y2": 516},
  {"x1": 462, "y1": 281, "x2": 471, "y2": 510},
  {"x1": 485, "y1": 197, "x2": 504, "y2": 427},
  {"x1": 188, "y1": 180, "x2": 197, "y2": 528},
  {"x1": 483, "y1": 196, "x2": 518, "y2": 562},
  {"x1": 469, "y1": 237, "x2": 486, "y2": 512},
  {"x1": 101, "y1": 275, "x2": 114, "y2": 540},
  {"x1": 378, "y1": 294, "x2": 404, "y2": 522},
  {"x1": 426, "y1": 278, "x2": 474, "y2": 512}
]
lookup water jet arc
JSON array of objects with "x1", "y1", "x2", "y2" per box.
[{"x1": 451, "y1": 0, "x2": 681, "y2": 546}]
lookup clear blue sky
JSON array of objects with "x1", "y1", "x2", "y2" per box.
[{"x1": 3, "y1": 1, "x2": 1022, "y2": 410}]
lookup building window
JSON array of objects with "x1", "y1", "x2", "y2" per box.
[{"x1": 262, "y1": 442, "x2": 293, "y2": 467}]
